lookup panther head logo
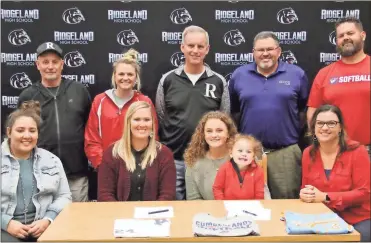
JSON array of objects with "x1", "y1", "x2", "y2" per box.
[
  {"x1": 170, "y1": 52, "x2": 185, "y2": 67},
  {"x1": 277, "y1": 7, "x2": 299, "y2": 24},
  {"x1": 224, "y1": 73, "x2": 232, "y2": 83},
  {"x1": 10, "y1": 72, "x2": 32, "y2": 89},
  {"x1": 280, "y1": 50, "x2": 298, "y2": 64},
  {"x1": 8, "y1": 29, "x2": 31, "y2": 46},
  {"x1": 117, "y1": 29, "x2": 139, "y2": 46},
  {"x1": 64, "y1": 51, "x2": 86, "y2": 67},
  {"x1": 62, "y1": 7, "x2": 85, "y2": 24},
  {"x1": 170, "y1": 8, "x2": 192, "y2": 24},
  {"x1": 329, "y1": 31, "x2": 336, "y2": 45},
  {"x1": 223, "y1": 30, "x2": 245, "y2": 46}
]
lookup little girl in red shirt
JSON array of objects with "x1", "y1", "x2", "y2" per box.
[{"x1": 213, "y1": 134, "x2": 264, "y2": 200}]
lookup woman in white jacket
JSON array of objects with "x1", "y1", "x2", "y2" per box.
[{"x1": 1, "y1": 101, "x2": 72, "y2": 242}]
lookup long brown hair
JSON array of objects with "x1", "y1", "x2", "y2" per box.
[{"x1": 184, "y1": 111, "x2": 237, "y2": 167}]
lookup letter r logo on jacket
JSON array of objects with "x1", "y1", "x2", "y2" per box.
[{"x1": 205, "y1": 83, "x2": 217, "y2": 99}]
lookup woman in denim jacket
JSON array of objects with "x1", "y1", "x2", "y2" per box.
[{"x1": 1, "y1": 101, "x2": 72, "y2": 242}]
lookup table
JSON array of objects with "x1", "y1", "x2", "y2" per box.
[{"x1": 38, "y1": 199, "x2": 360, "y2": 242}]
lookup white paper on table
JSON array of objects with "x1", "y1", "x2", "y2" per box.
[
  {"x1": 227, "y1": 208, "x2": 272, "y2": 221},
  {"x1": 223, "y1": 200, "x2": 271, "y2": 221},
  {"x1": 224, "y1": 200, "x2": 264, "y2": 211},
  {"x1": 134, "y1": 206, "x2": 174, "y2": 219},
  {"x1": 114, "y1": 219, "x2": 171, "y2": 238}
]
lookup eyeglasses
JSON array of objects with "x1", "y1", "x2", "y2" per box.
[
  {"x1": 315, "y1": 120, "x2": 340, "y2": 128},
  {"x1": 253, "y1": 46, "x2": 280, "y2": 54}
]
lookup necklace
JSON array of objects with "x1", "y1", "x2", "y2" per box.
[
  {"x1": 206, "y1": 152, "x2": 228, "y2": 172},
  {"x1": 44, "y1": 85, "x2": 60, "y2": 100},
  {"x1": 18, "y1": 155, "x2": 35, "y2": 224}
]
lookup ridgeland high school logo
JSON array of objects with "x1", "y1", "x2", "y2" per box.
[
  {"x1": 62, "y1": 7, "x2": 85, "y2": 24},
  {"x1": 223, "y1": 30, "x2": 245, "y2": 46},
  {"x1": 117, "y1": 29, "x2": 139, "y2": 46},
  {"x1": 280, "y1": 50, "x2": 298, "y2": 64},
  {"x1": 64, "y1": 51, "x2": 86, "y2": 67},
  {"x1": 277, "y1": 7, "x2": 299, "y2": 24},
  {"x1": 170, "y1": 52, "x2": 185, "y2": 67},
  {"x1": 170, "y1": 8, "x2": 192, "y2": 24},
  {"x1": 10, "y1": 72, "x2": 32, "y2": 89},
  {"x1": 8, "y1": 29, "x2": 31, "y2": 46}
]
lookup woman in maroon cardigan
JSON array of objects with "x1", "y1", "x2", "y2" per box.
[{"x1": 98, "y1": 101, "x2": 176, "y2": 201}]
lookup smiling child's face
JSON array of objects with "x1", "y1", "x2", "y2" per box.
[{"x1": 231, "y1": 138, "x2": 255, "y2": 168}]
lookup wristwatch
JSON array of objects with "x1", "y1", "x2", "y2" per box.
[{"x1": 325, "y1": 193, "x2": 331, "y2": 203}]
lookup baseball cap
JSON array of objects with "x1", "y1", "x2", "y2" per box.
[{"x1": 36, "y1": 42, "x2": 63, "y2": 58}]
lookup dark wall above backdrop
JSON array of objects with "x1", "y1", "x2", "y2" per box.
[{"x1": 1, "y1": 1, "x2": 370, "y2": 134}]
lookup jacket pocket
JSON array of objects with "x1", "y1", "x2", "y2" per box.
[
  {"x1": 1, "y1": 165, "x2": 12, "y2": 197},
  {"x1": 334, "y1": 170, "x2": 351, "y2": 191},
  {"x1": 41, "y1": 166, "x2": 59, "y2": 176},
  {"x1": 40, "y1": 166, "x2": 60, "y2": 193},
  {"x1": 303, "y1": 172, "x2": 321, "y2": 186},
  {"x1": 1, "y1": 165, "x2": 10, "y2": 174}
]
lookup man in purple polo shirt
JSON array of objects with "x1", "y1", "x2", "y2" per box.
[{"x1": 229, "y1": 31, "x2": 309, "y2": 199}]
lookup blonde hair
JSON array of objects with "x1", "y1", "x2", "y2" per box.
[
  {"x1": 112, "y1": 101, "x2": 159, "y2": 172},
  {"x1": 184, "y1": 111, "x2": 237, "y2": 167},
  {"x1": 232, "y1": 134, "x2": 263, "y2": 161},
  {"x1": 181, "y1": 25, "x2": 209, "y2": 45},
  {"x1": 111, "y1": 48, "x2": 141, "y2": 91}
]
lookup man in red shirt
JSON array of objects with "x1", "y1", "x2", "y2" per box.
[{"x1": 307, "y1": 17, "x2": 370, "y2": 157}]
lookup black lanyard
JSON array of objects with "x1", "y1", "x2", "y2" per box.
[{"x1": 230, "y1": 159, "x2": 245, "y2": 186}]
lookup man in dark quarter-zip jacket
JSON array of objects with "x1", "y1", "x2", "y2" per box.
[{"x1": 17, "y1": 42, "x2": 92, "y2": 202}]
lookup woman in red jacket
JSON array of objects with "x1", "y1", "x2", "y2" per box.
[
  {"x1": 97, "y1": 101, "x2": 176, "y2": 201},
  {"x1": 300, "y1": 104, "x2": 370, "y2": 242},
  {"x1": 213, "y1": 134, "x2": 264, "y2": 200},
  {"x1": 84, "y1": 49, "x2": 158, "y2": 170}
]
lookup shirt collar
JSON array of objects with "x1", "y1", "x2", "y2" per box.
[
  {"x1": 2, "y1": 139, "x2": 40, "y2": 161},
  {"x1": 175, "y1": 63, "x2": 214, "y2": 78}
]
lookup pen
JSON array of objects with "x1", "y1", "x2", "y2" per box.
[
  {"x1": 148, "y1": 209, "x2": 169, "y2": 215},
  {"x1": 243, "y1": 210, "x2": 257, "y2": 216}
]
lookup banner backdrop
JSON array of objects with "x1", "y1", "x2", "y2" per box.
[{"x1": 1, "y1": 1, "x2": 370, "y2": 131}]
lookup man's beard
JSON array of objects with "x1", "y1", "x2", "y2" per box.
[
  {"x1": 257, "y1": 59, "x2": 275, "y2": 70},
  {"x1": 336, "y1": 39, "x2": 363, "y2": 57}
]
